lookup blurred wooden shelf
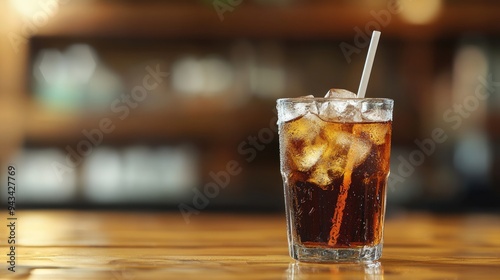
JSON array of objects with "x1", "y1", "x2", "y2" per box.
[
  {"x1": 24, "y1": 99, "x2": 277, "y2": 146},
  {"x1": 31, "y1": 1, "x2": 500, "y2": 40}
]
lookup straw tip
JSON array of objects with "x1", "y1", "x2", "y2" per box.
[{"x1": 356, "y1": 30, "x2": 382, "y2": 98}]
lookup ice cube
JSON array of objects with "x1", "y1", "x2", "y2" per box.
[
  {"x1": 319, "y1": 90, "x2": 362, "y2": 122},
  {"x1": 309, "y1": 150, "x2": 347, "y2": 187},
  {"x1": 294, "y1": 142, "x2": 327, "y2": 172},
  {"x1": 317, "y1": 99, "x2": 361, "y2": 122},
  {"x1": 306, "y1": 130, "x2": 371, "y2": 187},
  {"x1": 284, "y1": 112, "x2": 322, "y2": 141},
  {"x1": 283, "y1": 113, "x2": 327, "y2": 171},
  {"x1": 349, "y1": 137, "x2": 371, "y2": 167},
  {"x1": 361, "y1": 100, "x2": 392, "y2": 122},
  {"x1": 308, "y1": 164, "x2": 333, "y2": 189},
  {"x1": 354, "y1": 123, "x2": 389, "y2": 145},
  {"x1": 325, "y1": 88, "x2": 357, "y2": 99},
  {"x1": 316, "y1": 101, "x2": 340, "y2": 121},
  {"x1": 343, "y1": 100, "x2": 363, "y2": 122},
  {"x1": 327, "y1": 131, "x2": 371, "y2": 168},
  {"x1": 278, "y1": 96, "x2": 318, "y2": 123}
]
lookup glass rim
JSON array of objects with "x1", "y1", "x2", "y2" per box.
[{"x1": 277, "y1": 97, "x2": 393, "y2": 103}]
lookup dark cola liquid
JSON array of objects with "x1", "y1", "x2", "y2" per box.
[{"x1": 281, "y1": 117, "x2": 392, "y2": 248}]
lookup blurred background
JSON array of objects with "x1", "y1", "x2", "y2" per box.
[{"x1": 0, "y1": 0, "x2": 499, "y2": 214}]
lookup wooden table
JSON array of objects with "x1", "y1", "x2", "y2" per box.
[{"x1": 1, "y1": 211, "x2": 499, "y2": 279}]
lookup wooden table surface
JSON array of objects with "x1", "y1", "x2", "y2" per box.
[{"x1": 1, "y1": 210, "x2": 499, "y2": 279}]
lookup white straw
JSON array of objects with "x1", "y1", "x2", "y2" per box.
[{"x1": 357, "y1": 31, "x2": 381, "y2": 98}]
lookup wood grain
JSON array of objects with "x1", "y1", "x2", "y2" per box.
[{"x1": 0, "y1": 211, "x2": 499, "y2": 279}]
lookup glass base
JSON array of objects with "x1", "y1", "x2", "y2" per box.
[{"x1": 291, "y1": 243, "x2": 382, "y2": 263}]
